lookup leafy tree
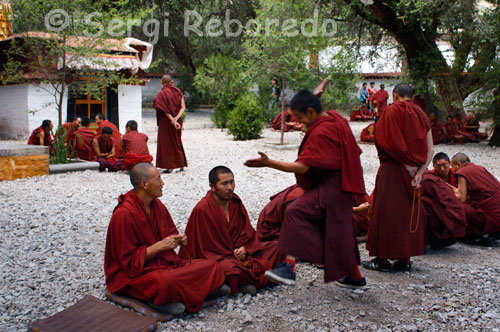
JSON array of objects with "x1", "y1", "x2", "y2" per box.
[{"x1": 227, "y1": 93, "x2": 264, "y2": 140}]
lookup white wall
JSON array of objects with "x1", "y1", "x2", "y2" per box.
[
  {"x1": 0, "y1": 84, "x2": 29, "y2": 138},
  {"x1": 142, "y1": 77, "x2": 181, "y2": 106},
  {"x1": 118, "y1": 84, "x2": 142, "y2": 133},
  {"x1": 27, "y1": 83, "x2": 68, "y2": 132}
]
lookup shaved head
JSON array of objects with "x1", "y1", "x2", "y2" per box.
[
  {"x1": 393, "y1": 83, "x2": 413, "y2": 99},
  {"x1": 451, "y1": 153, "x2": 470, "y2": 165},
  {"x1": 130, "y1": 163, "x2": 156, "y2": 188},
  {"x1": 161, "y1": 75, "x2": 173, "y2": 84}
]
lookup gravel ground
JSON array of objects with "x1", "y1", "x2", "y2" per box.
[{"x1": 1, "y1": 110, "x2": 499, "y2": 332}]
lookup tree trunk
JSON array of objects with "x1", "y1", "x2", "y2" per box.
[
  {"x1": 488, "y1": 127, "x2": 500, "y2": 147},
  {"x1": 280, "y1": 75, "x2": 285, "y2": 145},
  {"x1": 432, "y1": 59, "x2": 465, "y2": 120}
]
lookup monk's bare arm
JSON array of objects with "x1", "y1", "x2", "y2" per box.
[
  {"x1": 108, "y1": 144, "x2": 116, "y2": 158},
  {"x1": 456, "y1": 176, "x2": 468, "y2": 203},
  {"x1": 37, "y1": 132, "x2": 44, "y2": 146},
  {"x1": 244, "y1": 152, "x2": 310, "y2": 175},
  {"x1": 174, "y1": 96, "x2": 186, "y2": 122},
  {"x1": 92, "y1": 140, "x2": 103, "y2": 158},
  {"x1": 411, "y1": 130, "x2": 434, "y2": 188},
  {"x1": 145, "y1": 234, "x2": 183, "y2": 262}
]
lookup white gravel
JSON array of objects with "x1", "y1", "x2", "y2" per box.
[{"x1": 1, "y1": 110, "x2": 499, "y2": 332}]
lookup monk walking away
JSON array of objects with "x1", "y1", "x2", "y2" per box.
[
  {"x1": 154, "y1": 75, "x2": 187, "y2": 173},
  {"x1": 451, "y1": 153, "x2": 500, "y2": 247},
  {"x1": 180, "y1": 166, "x2": 285, "y2": 296},
  {"x1": 104, "y1": 163, "x2": 229, "y2": 315},
  {"x1": 245, "y1": 90, "x2": 367, "y2": 289},
  {"x1": 364, "y1": 83, "x2": 433, "y2": 273}
]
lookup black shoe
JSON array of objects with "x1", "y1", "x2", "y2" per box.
[
  {"x1": 430, "y1": 238, "x2": 457, "y2": 250},
  {"x1": 393, "y1": 260, "x2": 412, "y2": 272},
  {"x1": 335, "y1": 276, "x2": 367, "y2": 289},
  {"x1": 490, "y1": 232, "x2": 500, "y2": 241},
  {"x1": 362, "y1": 258, "x2": 392, "y2": 272},
  {"x1": 264, "y1": 262, "x2": 296, "y2": 286},
  {"x1": 461, "y1": 235, "x2": 494, "y2": 247}
]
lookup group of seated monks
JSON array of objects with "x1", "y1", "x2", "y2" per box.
[
  {"x1": 27, "y1": 114, "x2": 153, "y2": 171},
  {"x1": 257, "y1": 151, "x2": 499, "y2": 249}
]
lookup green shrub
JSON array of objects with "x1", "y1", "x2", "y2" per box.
[{"x1": 227, "y1": 94, "x2": 264, "y2": 140}]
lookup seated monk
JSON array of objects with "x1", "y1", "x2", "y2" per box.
[
  {"x1": 92, "y1": 127, "x2": 118, "y2": 172},
  {"x1": 359, "y1": 122, "x2": 375, "y2": 143},
  {"x1": 443, "y1": 116, "x2": 464, "y2": 143},
  {"x1": 256, "y1": 184, "x2": 305, "y2": 242},
  {"x1": 61, "y1": 116, "x2": 81, "y2": 157},
  {"x1": 431, "y1": 152, "x2": 457, "y2": 187},
  {"x1": 352, "y1": 193, "x2": 371, "y2": 240},
  {"x1": 180, "y1": 166, "x2": 285, "y2": 296},
  {"x1": 104, "y1": 163, "x2": 228, "y2": 315},
  {"x1": 271, "y1": 109, "x2": 304, "y2": 132},
  {"x1": 451, "y1": 153, "x2": 500, "y2": 246},
  {"x1": 429, "y1": 112, "x2": 446, "y2": 145},
  {"x1": 28, "y1": 119, "x2": 54, "y2": 153},
  {"x1": 74, "y1": 117, "x2": 96, "y2": 161},
  {"x1": 453, "y1": 115, "x2": 476, "y2": 143},
  {"x1": 421, "y1": 170, "x2": 466, "y2": 249},
  {"x1": 350, "y1": 105, "x2": 372, "y2": 122},
  {"x1": 96, "y1": 113, "x2": 122, "y2": 157},
  {"x1": 120, "y1": 120, "x2": 153, "y2": 170},
  {"x1": 464, "y1": 115, "x2": 488, "y2": 140}
]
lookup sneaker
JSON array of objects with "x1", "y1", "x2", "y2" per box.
[
  {"x1": 335, "y1": 276, "x2": 367, "y2": 289},
  {"x1": 264, "y1": 262, "x2": 296, "y2": 286},
  {"x1": 393, "y1": 260, "x2": 412, "y2": 272},
  {"x1": 361, "y1": 258, "x2": 392, "y2": 272},
  {"x1": 240, "y1": 284, "x2": 257, "y2": 296},
  {"x1": 205, "y1": 284, "x2": 231, "y2": 301}
]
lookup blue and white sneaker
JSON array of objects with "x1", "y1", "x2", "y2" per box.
[{"x1": 264, "y1": 262, "x2": 296, "y2": 286}]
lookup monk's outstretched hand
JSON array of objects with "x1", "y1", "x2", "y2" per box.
[{"x1": 244, "y1": 151, "x2": 270, "y2": 168}]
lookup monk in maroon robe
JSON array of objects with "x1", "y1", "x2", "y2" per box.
[
  {"x1": 256, "y1": 185, "x2": 305, "y2": 242},
  {"x1": 104, "y1": 163, "x2": 227, "y2": 314},
  {"x1": 464, "y1": 115, "x2": 488, "y2": 140},
  {"x1": 181, "y1": 167, "x2": 284, "y2": 295},
  {"x1": 74, "y1": 117, "x2": 96, "y2": 161},
  {"x1": 360, "y1": 122, "x2": 375, "y2": 143},
  {"x1": 95, "y1": 114, "x2": 122, "y2": 157},
  {"x1": 421, "y1": 171, "x2": 466, "y2": 249},
  {"x1": 453, "y1": 116, "x2": 476, "y2": 143},
  {"x1": 271, "y1": 109, "x2": 303, "y2": 132},
  {"x1": 120, "y1": 120, "x2": 153, "y2": 170},
  {"x1": 93, "y1": 127, "x2": 117, "y2": 172},
  {"x1": 154, "y1": 75, "x2": 187, "y2": 173},
  {"x1": 443, "y1": 116, "x2": 464, "y2": 143},
  {"x1": 364, "y1": 83, "x2": 433, "y2": 272},
  {"x1": 245, "y1": 89, "x2": 367, "y2": 289},
  {"x1": 28, "y1": 119, "x2": 53, "y2": 152},
  {"x1": 61, "y1": 116, "x2": 81, "y2": 157},
  {"x1": 431, "y1": 152, "x2": 457, "y2": 187},
  {"x1": 451, "y1": 153, "x2": 500, "y2": 245},
  {"x1": 373, "y1": 84, "x2": 389, "y2": 116},
  {"x1": 353, "y1": 193, "x2": 371, "y2": 239},
  {"x1": 350, "y1": 105, "x2": 372, "y2": 121},
  {"x1": 429, "y1": 113, "x2": 446, "y2": 145}
]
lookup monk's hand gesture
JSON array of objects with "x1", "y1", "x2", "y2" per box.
[
  {"x1": 411, "y1": 173, "x2": 422, "y2": 189},
  {"x1": 159, "y1": 235, "x2": 182, "y2": 251},
  {"x1": 178, "y1": 233, "x2": 188, "y2": 246},
  {"x1": 244, "y1": 151, "x2": 270, "y2": 168},
  {"x1": 234, "y1": 246, "x2": 247, "y2": 261}
]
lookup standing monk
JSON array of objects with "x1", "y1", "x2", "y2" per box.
[
  {"x1": 95, "y1": 113, "x2": 122, "y2": 157},
  {"x1": 245, "y1": 90, "x2": 367, "y2": 289},
  {"x1": 74, "y1": 117, "x2": 96, "y2": 161},
  {"x1": 364, "y1": 83, "x2": 433, "y2": 272},
  {"x1": 28, "y1": 119, "x2": 53, "y2": 152},
  {"x1": 451, "y1": 153, "x2": 500, "y2": 246},
  {"x1": 104, "y1": 163, "x2": 228, "y2": 315},
  {"x1": 154, "y1": 75, "x2": 187, "y2": 173},
  {"x1": 373, "y1": 84, "x2": 389, "y2": 117},
  {"x1": 180, "y1": 166, "x2": 285, "y2": 295}
]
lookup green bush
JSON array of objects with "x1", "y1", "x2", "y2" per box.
[{"x1": 227, "y1": 94, "x2": 264, "y2": 140}]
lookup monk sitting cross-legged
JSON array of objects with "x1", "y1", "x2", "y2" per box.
[
  {"x1": 451, "y1": 153, "x2": 500, "y2": 247},
  {"x1": 120, "y1": 120, "x2": 153, "y2": 170},
  {"x1": 74, "y1": 117, "x2": 96, "y2": 161},
  {"x1": 360, "y1": 122, "x2": 375, "y2": 143},
  {"x1": 27, "y1": 119, "x2": 54, "y2": 153},
  {"x1": 271, "y1": 109, "x2": 304, "y2": 132},
  {"x1": 245, "y1": 90, "x2": 367, "y2": 289},
  {"x1": 92, "y1": 127, "x2": 118, "y2": 172},
  {"x1": 180, "y1": 166, "x2": 285, "y2": 296},
  {"x1": 104, "y1": 163, "x2": 229, "y2": 315},
  {"x1": 429, "y1": 112, "x2": 446, "y2": 145},
  {"x1": 95, "y1": 113, "x2": 122, "y2": 157}
]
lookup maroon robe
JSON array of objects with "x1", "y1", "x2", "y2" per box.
[
  {"x1": 180, "y1": 192, "x2": 284, "y2": 294},
  {"x1": 74, "y1": 128, "x2": 96, "y2": 161},
  {"x1": 453, "y1": 118, "x2": 475, "y2": 142},
  {"x1": 350, "y1": 106, "x2": 372, "y2": 121},
  {"x1": 256, "y1": 185, "x2": 305, "y2": 242},
  {"x1": 431, "y1": 168, "x2": 457, "y2": 187},
  {"x1": 104, "y1": 190, "x2": 225, "y2": 313},
  {"x1": 281, "y1": 110, "x2": 365, "y2": 282},
  {"x1": 121, "y1": 131, "x2": 153, "y2": 170},
  {"x1": 456, "y1": 164, "x2": 500, "y2": 236},
  {"x1": 154, "y1": 84, "x2": 187, "y2": 169},
  {"x1": 27, "y1": 126, "x2": 53, "y2": 148},
  {"x1": 61, "y1": 122, "x2": 78, "y2": 157},
  {"x1": 360, "y1": 122, "x2": 375, "y2": 142},
  {"x1": 431, "y1": 120, "x2": 446, "y2": 145},
  {"x1": 421, "y1": 171, "x2": 466, "y2": 247},
  {"x1": 353, "y1": 193, "x2": 371, "y2": 236},
  {"x1": 464, "y1": 116, "x2": 488, "y2": 140},
  {"x1": 367, "y1": 100, "x2": 431, "y2": 260},
  {"x1": 94, "y1": 136, "x2": 117, "y2": 171},
  {"x1": 271, "y1": 112, "x2": 303, "y2": 132},
  {"x1": 97, "y1": 120, "x2": 122, "y2": 157},
  {"x1": 374, "y1": 89, "x2": 389, "y2": 114},
  {"x1": 443, "y1": 122, "x2": 463, "y2": 143}
]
